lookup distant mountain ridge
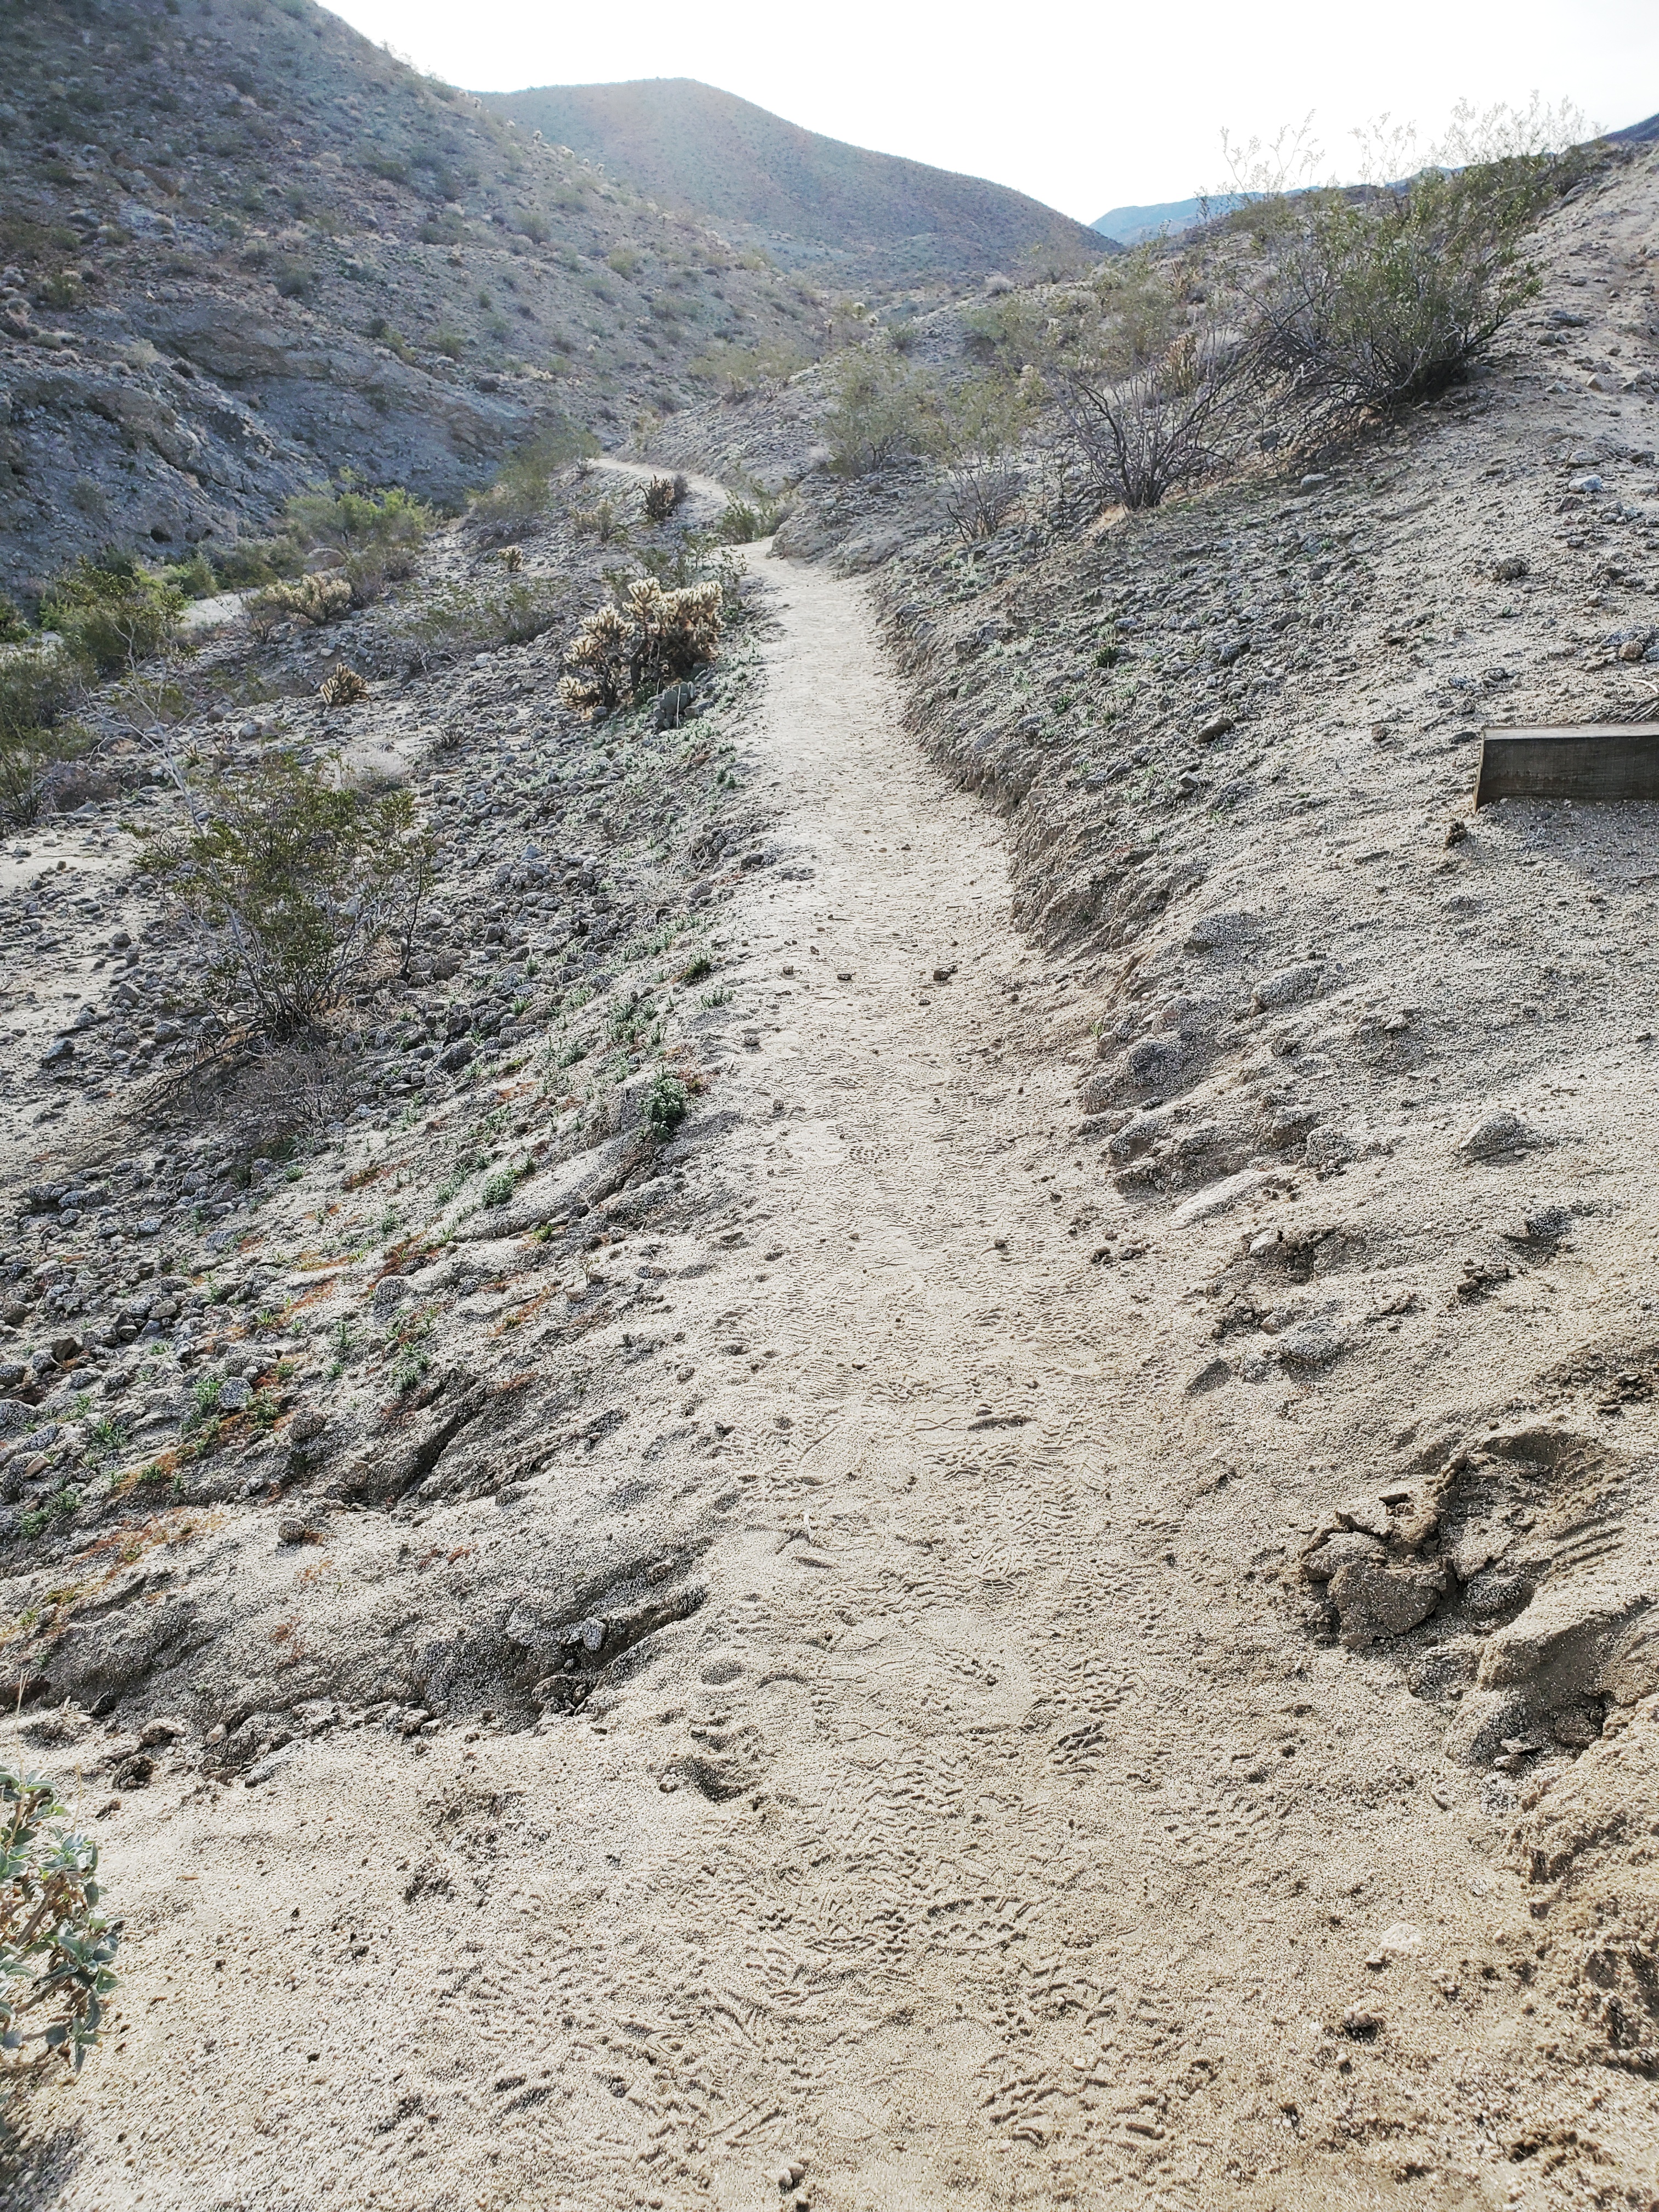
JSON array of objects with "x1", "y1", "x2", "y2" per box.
[
  {"x1": 479, "y1": 78, "x2": 1105, "y2": 289},
  {"x1": 1094, "y1": 112, "x2": 1659, "y2": 244},
  {"x1": 1091, "y1": 196, "x2": 1203, "y2": 245}
]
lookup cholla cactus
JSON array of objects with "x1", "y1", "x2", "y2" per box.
[
  {"x1": 641, "y1": 472, "x2": 688, "y2": 523},
  {"x1": 252, "y1": 571, "x2": 354, "y2": 630},
  {"x1": 317, "y1": 665, "x2": 369, "y2": 709},
  {"x1": 559, "y1": 578, "x2": 721, "y2": 721},
  {"x1": 497, "y1": 544, "x2": 524, "y2": 572}
]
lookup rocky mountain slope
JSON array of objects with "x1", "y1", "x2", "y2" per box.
[
  {"x1": 479, "y1": 77, "x2": 1107, "y2": 291},
  {"x1": 0, "y1": 0, "x2": 833, "y2": 604}
]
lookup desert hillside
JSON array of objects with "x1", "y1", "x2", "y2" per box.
[
  {"x1": 481, "y1": 77, "x2": 1107, "y2": 289},
  {"x1": 2, "y1": 80, "x2": 1658, "y2": 2212},
  {"x1": 0, "y1": 0, "x2": 836, "y2": 602}
]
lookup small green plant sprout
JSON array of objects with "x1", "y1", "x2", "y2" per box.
[
  {"x1": 481, "y1": 1164, "x2": 526, "y2": 1208},
  {"x1": 641, "y1": 1066, "x2": 690, "y2": 1143},
  {"x1": 0, "y1": 1767, "x2": 120, "y2": 2072}
]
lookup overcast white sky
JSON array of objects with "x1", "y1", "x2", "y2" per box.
[{"x1": 323, "y1": 0, "x2": 1658, "y2": 223}]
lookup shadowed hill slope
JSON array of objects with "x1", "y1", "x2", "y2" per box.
[{"x1": 479, "y1": 77, "x2": 1107, "y2": 289}]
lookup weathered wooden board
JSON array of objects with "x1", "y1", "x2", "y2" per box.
[{"x1": 1475, "y1": 724, "x2": 1659, "y2": 808}]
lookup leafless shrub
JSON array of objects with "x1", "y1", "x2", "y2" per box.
[
  {"x1": 1042, "y1": 255, "x2": 1256, "y2": 511},
  {"x1": 925, "y1": 373, "x2": 1031, "y2": 540}
]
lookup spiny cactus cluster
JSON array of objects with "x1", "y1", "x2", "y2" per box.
[
  {"x1": 317, "y1": 664, "x2": 369, "y2": 708},
  {"x1": 559, "y1": 578, "x2": 721, "y2": 721},
  {"x1": 252, "y1": 571, "x2": 354, "y2": 629},
  {"x1": 641, "y1": 472, "x2": 690, "y2": 523}
]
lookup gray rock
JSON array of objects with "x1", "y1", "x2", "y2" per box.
[
  {"x1": 1251, "y1": 961, "x2": 1327, "y2": 1013},
  {"x1": 1329, "y1": 1559, "x2": 1447, "y2": 1644},
  {"x1": 1455, "y1": 1110, "x2": 1539, "y2": 1163}
]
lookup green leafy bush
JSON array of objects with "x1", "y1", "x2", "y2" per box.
[
  {"x1": 713, "y1": 493, "x2": 787, "y2": 544},
  {"x1": 559, "y1": 578, "x2": 721, "y2": 721},
  {"x1": 0, "y1": 1765, "x2": 119, "y2": 2072},
  {"x1": 138, "y1": 755, "x2": 436, "y2": 1036},
  {"x1": 43, "y1": 553, "x2": 184, "y2": 674},
  {"x1": 1250, "y1": 157, "x2": 1559, "y2": 421},
  {"x1": 822, "y1": 348, "x2": 931, "y2": 476},
  {"x1": 641, "y1": 1067, "x2": 689, "y2": 1143},
  {"x1": 0, "y1": 649, "x2": 81, "y2": 827},
  {"x1": 281, "y1": 483, "x2": 432, "y2": 565},
  {"x1": 470, "y1": 422, "x2": 598, "y2": 537},
  {"x1": 0, "y1": 599, "x2": 29, "y2": 646}
]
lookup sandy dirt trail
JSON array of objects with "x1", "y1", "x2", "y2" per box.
[{"x1": 30, "y1": 549, "x2": 1544, "y2": 2212}]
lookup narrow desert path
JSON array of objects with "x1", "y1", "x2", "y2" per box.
[
  {"x1": 454, "y1": 548, "x2": 1486, "y2": 2211},
  {"x1": 38, "y1": 548, "x2": 1513, "y2": 2212}
]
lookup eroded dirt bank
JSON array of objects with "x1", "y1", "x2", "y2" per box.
[{"x1": 8, "y1": 538, "x2": 1657, "y2": 2210}]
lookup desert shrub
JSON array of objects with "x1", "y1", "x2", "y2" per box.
[
  {"x1": 283, "y1": 483, "x2": 432, "y2": 565},
  {"x1": 138, "y1": 754, "x2": 436, "y2": 1036},
  {"x1": 960, "y1": 290, "x2": 1042, "y2": 365},
  {"x1": 560, "y1": 579, "x2": 721, "y2": 720},
  {"x1": 641, "y1": 1066, "x2": 689, "y2": 1142},
  {"x1": 0, "y1": 599, "x2": 30, "y2": 645},
  {"x1": 433, "y1": 325, "x2": 465, "y2": 360},
  {"x1": 686, "y1": 339, "x2": 809, "y2": 398},
  {"x1": 42, "y1": 553, "x2": 184, "y2": 674},
  {"x1": 157, "y1": 549, "x2": 219, "y2": 601},
  {"x1": 1249, "y1": 157, "x2": 1559, "y2": 423},
  {"x1": 1043, "y1": 254, "x2": 1254, "y2": 512},
  {"x1": 572, "y1": 496, "x2": 631, "y2": 545},
  {"x1": 926, "y1": 373, "x2": 1031, "y2": 539},
  {"x1": 249, "y1": 571, "x2": 353, "y2": 635},
  {"x1": 388, "y1": 578, "x2": 565, "y2": 672},
  {"x1": 470, "y1": 422, "x2": 598, "y2": 537},
  {"x1": 713, "y1": 494, "x2": 787, "y2": 544},
  {"x1": 0, "y1": 1764, "x2": 119, "y2": 2072},
  {"x1": 822, "y1": 348, "x2": 931, "y2": 476},
  {"x1": 206, "y1": 538, "x2": 299, "y2": 592},
  {"x1": 0, "y1": 650, "x2": 81, "y2": 827},
  {"x1": 641, "y1": 473, "x2": 688, "y2": 523}
]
